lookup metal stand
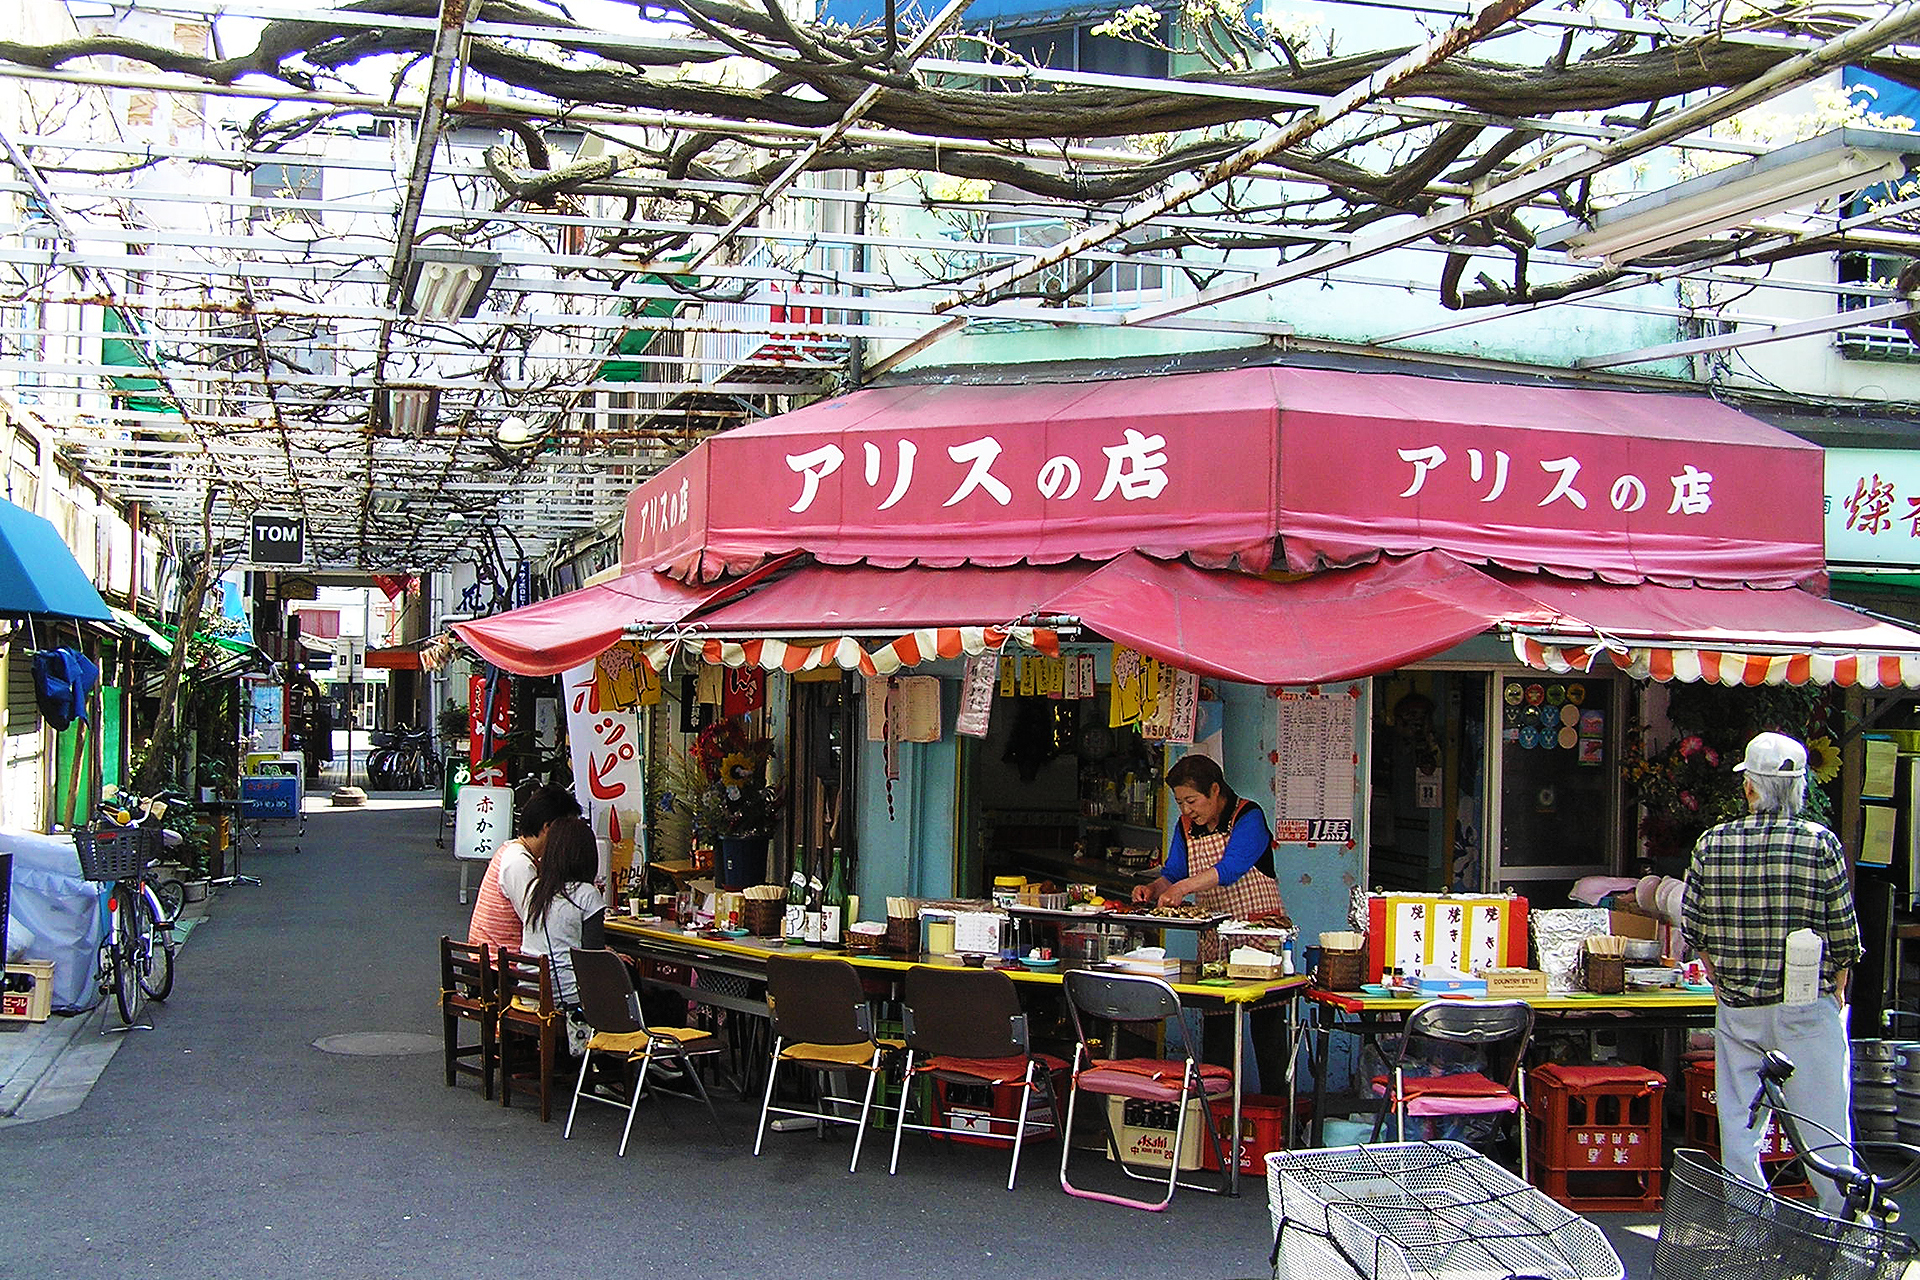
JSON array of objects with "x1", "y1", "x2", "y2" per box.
[{"x1": 204, "y1": 799, "x2": 262, "y2": 886}]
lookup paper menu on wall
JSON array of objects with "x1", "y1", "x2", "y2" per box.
[
  {"x1": 1861, "y1": 803, "x2": 1897, "y2": 868},
  {"x1": 1272, "y1": 688, "x2": 1358, "y2": 844},
  {"x1": 1865, "y1": 736, "x2": 1900, "y2": 799}
]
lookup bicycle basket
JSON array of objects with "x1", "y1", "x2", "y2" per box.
[
  {"x1": 73, "y1": 827, "x2": 162, "y2": 882},
  {"x1": 1653, "y1": 1149, "x2": 1920, "y2": 1280}
]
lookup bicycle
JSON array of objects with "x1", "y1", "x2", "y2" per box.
[
  {"x1": 75, "y1": 825, "x2": 176, "y2": 1026},
  {"x1": 1650, "y1": 1050, "x2": 1920, "y2": 1280},
  {"x1": 366, "y1": 724, "x2": 430, "y2": 790},
  {"x1": 97, "y1": 785, "x2": 196, "y2": 916}
]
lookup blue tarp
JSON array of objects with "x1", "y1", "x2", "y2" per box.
[
  {"x1": 1, "y1": 828, "x2": 104, "y2": 1012},
  {"x1": 0, "y1": 500, "x2": 111, "y2": 621}
]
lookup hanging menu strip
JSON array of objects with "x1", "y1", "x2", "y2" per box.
[{"x1": 1272, "y1": 688, "x2": 1357, "y2": 843}]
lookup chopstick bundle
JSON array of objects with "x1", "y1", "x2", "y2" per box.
[
  {"x1": 744, "y1": 884, "x2": 785, "y2": 901},
  {"x1": 1585, "y1": 935, "x2": 1627, "y2": 957},
  {"x1": 1320, "y1": 930, "x2": 1363, "y2": 951}
]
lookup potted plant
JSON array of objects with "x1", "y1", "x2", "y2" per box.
[{"x1": 436, "y1": 702, "x2": 471, "y2": 755}]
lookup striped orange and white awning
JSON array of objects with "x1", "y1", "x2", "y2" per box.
[
  {"x1": 1513, "y1": 636, "x2": 1920, "y2": 688},
  {"x1": 641, "y1": 625, "x2": 1060, "y2": 678}
]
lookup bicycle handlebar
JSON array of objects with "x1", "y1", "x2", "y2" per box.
[{"x1": 1750, "y1": 1049, "x2": 1920, "y2": 1221}]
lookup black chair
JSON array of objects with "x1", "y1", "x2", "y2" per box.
[
  {"x1": 888, "y1": 965, "x2": 1066, "y2": 1190},
  {"x1": 1059, "y1": 969, "x2": 1232, "y2": 1211},
  {"x1": 754, "y1": 954, "x2": 894, "y2": 1173},
  {"x1": 1369, "y1": 998, "x2": 1534, "y2": 1177},
  {"x1": 438, "y1": 936, "x2": 494, "y2": 1099},
  {"x1": 564, "y1": 948, "x2": 723, "y2": 1155}
]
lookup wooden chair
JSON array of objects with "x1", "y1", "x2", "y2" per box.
[
  {"x1": 565, "y1": 947, "x2": 723, "y2": 1155},
  {"x1": 1059, "y1": 969, "x2": 1233, "y2": 1211},
  {"x1": 497, "y1": 947, "x2": 561, "y2": 1122},
  {"x1": 888, "y1": 964, "x2": 1066, "y2": 1190},
  {"x1": 754, "y1": 954, "x2": 895, "y2": 1172},
  {"x1": 439, "y1": 936, "x2": 495, "y2": 1099}
]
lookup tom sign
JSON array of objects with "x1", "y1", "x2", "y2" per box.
[{"x1": 250, "y1": 512, "x2": 306, "y2": 566}]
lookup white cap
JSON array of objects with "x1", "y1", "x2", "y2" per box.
[{"x1": 1733, "y1": 731, "x2": 1807, "y2": 779}]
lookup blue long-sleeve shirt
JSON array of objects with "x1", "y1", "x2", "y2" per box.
[{"x1": 1159, "y1": 800, "x2": 1275, "y2": 887}]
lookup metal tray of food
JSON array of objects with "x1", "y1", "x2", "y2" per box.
[{"x1": 1002, "y1": 902, "x2": 1231, "y2": 931}]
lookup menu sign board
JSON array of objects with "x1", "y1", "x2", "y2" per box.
[{"x1": 1272, "y1": 687, "x2": 1360, "y2": 844}]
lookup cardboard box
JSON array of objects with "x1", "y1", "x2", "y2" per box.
[
  {"x1": 0, "y1": 960, "x2": 54, "y2": 1023},
  {"x1": 1367, "y1": 893, "x2": 1528, "y2": 982},
  {"x1": 1610, "y1": 905, "x2": 1658, "y2": 940},
  {"x1": 1227, "y1": 961, "x2": 1286, "y2": 981},
  {"x1": 1106, "y1": 1096, "x2": 1211, "y2": 1170},
  {"x1": 1480, "y1": 967, "x2": 1549, "y2": 996}
]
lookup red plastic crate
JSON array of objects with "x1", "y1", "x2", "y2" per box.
[
  {"x1": 1526, "y1": 1064, "x2": 1665, "y2": 1212},
  {"x1": 1201, "y1": 1094, "x2": 1296, "y2": 1175},
  {"x1": 928, "y1": 1061, "x2": 1067, "y2": 1148},
  {"x1": 1682, "y1": 1058, "x2": 1810, "y2": 1196}
]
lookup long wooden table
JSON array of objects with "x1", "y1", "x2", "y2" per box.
[
  {"x1": 1303, "y1": 984, "x2": 1719, "y2": 1146},
  {"x1": 605, "y1": 916, "x2": 1307, "y2": 1193}
]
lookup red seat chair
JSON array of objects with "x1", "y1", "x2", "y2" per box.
[
  {"x1": 1369, "y1": 998, "x2": 1535, "y2": 1178},
  {"x1": 888, "y1": 964, "x2": 1066, "y2": 1190},
  {"x1": 1058, "y1": 969, "x2": 1232, "y2": 1211}
]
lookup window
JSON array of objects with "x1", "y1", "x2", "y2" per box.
[
  {"x1": 6, "y1": 656, "x2": 40, "y2": 737},
  {"x1": 1001, "y1": 18, "x2": 1169, "y2": 78},
  {"x1": 1838, "y1": 250, "x2": 1920, "y2": 361},
  {"x1": 250, "y1": 162, "x2": 322, "y2": 225},
  {"x1": 984, "y1": 213, "x2": 1165, "y2": 305}
]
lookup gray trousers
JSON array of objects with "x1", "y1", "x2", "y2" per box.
[{"x1": 1714, "y1": 997, "x2": 1853, "y2": 1218}]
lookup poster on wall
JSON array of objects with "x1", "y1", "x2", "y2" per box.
[{"x1": 1272, "y1": 686, "x2": 1360, "y2": 844}]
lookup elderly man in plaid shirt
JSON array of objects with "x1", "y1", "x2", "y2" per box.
[{"x1": 1682, "y1": 731, "x2": 1861, "y2": 1218}]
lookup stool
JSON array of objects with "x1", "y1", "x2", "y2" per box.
[
  {"x1": 1681, "y1": 1058, "x2": 1811, "y2": 1197},
  {"x1": 1525, "y1": 1063, "x2": 1665, "y2": 1211}
]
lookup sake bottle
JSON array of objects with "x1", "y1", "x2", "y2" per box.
[{"x1": 784, "y1": 864, "x2": 807, "y2": 940}]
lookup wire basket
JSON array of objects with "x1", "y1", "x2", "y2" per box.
[
  {"x1": 1653, "y1": 1148, "x2": 1920, "y2": 1280},
  {"x1": 73, "y1": 827, "x2": 162, "y2": 883},
  {"x1": 1268, "y1": 1141, "x2": 1623, "y2": 1280}
]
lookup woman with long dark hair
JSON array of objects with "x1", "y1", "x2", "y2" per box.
[{"x1": 518, "y1": 814, "x2": 605, "y2": 1010}]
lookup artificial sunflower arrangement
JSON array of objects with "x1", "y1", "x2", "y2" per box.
[
  {"x1": 1625, "y1": 684, "x2": 1835, "y2": 871},
  {"x1": 663, "y1": 718, "x2": 783, "y2": 840}
]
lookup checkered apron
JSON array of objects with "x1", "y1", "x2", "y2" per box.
[{"x1": 1187, "y1": 801, "x2": 1284, "y2": 962}]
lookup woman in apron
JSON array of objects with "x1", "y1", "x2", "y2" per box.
[{"x1": 1132, "y1": 754, "x2": 1285, "y2": 963}]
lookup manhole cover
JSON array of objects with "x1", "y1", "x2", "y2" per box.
[{"x1": 313, "y1": 1032, "x2": 443, "y2": 1057}]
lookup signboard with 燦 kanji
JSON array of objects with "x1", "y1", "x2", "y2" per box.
[{"x1": 454, "y1": 785, "x2": 514, "y2": 862}]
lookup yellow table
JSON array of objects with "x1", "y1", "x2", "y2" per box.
[
  {"x1": 1303, "y1": 984, "x2": 1718, "y2": 1146},
  {"x1": 605, "y1": 917, "x2": 1307, "y2": 1193}
]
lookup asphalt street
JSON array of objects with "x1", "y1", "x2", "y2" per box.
[{"x1": 0, "y1": 794, "x2": 1663, "y2": 1280}]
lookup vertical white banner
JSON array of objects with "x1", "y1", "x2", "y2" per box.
[{"x1": 956, "y1": 654, "x2": 998, "y2": 738}]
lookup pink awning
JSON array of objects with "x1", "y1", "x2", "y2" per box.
[
  {"x1": 1049, "y1": 551, "x2": 1554, "y2": 685},
  {"x1": 1502, "y1": 576, "x2": 1920, "y2": 687},
  {"x1": 683, "y1": 561, "x2": 1092, "y2": 632},
  {"x1": 620, "y1": 365, "x2": 1824, "y2": 588},
  {"x1": 451, "y1": 567, "x2": 742, "y2": 676}
]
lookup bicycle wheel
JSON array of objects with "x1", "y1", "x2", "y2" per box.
[
  {"x1": 136, "y1": 891, "x2": 175, "y2": 1000},
  {"x1": 152, "y1": 873, "x2": 186, "y2": 918},
  {"x1": 113, "y1": 889, "x2": 143, "y2": 1023}
]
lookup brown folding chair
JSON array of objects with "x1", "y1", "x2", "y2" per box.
[
  {"x1": 754, "y1": 954, "x2": 894, "y2": 1172},
  {"x1": 497, "y1": 947, "x2": 561, "y2": 1122},
  {"x1": 565, "y1": 948, "x2": 723, "y2": 1155},
  {"x1": 888, "y1": 964, "x2": 1065, "y2": 1190},
  {"x1": 439, "y1": 936, "x2": 495, "y2": 1099}
]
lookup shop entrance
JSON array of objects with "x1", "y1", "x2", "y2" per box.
[{"x1": 1368, "y1": 672, "x2": 1489, "y2": 893}]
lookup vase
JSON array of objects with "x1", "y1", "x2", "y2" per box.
[{"x1": 716, "y1": 834, "x2": 767, "y2": 890}]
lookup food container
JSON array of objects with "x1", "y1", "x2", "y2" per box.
[
  {"x1": 1318, "y1": 947, "x2": 1366, "y2": 992},
  {"x1": 1622, "y1": 937, "x2": 1662, "y2": 962}
]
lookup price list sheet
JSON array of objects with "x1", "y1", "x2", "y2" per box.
[{"x1": 1272, "y1": 689, "x2": 1358, "y2": 843}]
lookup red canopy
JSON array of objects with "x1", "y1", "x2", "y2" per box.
[
  {"x1": 451, "y1": 567, "x2": 741, "y2": 676},
  {"x1": 620, "y1": 365, "x2": 1823, "y2": 588},
  {"x1": 1501, "y1": 575, "x2": 1920, "y2": 687},
  {"x1": 685, "y1": 560, "x2": 1092, "y2": 632},
  {"x1": 1048, "y1": 551, "x2": 1554, "y2": 685}
]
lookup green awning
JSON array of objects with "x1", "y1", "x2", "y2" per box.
[
  {"x1": 101, "y1": 309, "x2": 180, "y2": 415},
  {"x1": 109, "y1": 605, "x2": 172, "y2": 655},
  {"x1": 597, "y1": 274, "x2": 691, "y2": 382}
]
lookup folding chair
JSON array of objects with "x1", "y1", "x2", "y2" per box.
[
  {"x1": 888, "y1": 964, "x2": 1066, "y2": 1190},
  {"x1": 564, "y1": 947, "x2": 722, "y2": 1155},
  {"x1": 497, "y1": 948, "x2": 561, "y2": 1122},
  {"x1": 1369, "y1": 998, "x2": 1535, "y2": 1177},
  {"x1": 1059, "y1": 969, "x2": 1232, "y2": 1211},
  {"x1": 439, "y1": 936, "x2": 495, "y2": 1099},
  {"x1": 754, "y1": 954, "x2": 894, "y2": 1173}
]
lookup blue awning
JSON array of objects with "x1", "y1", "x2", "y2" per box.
[{"x1": 0, "y1": 500, "x2": 111, "y2": 621}]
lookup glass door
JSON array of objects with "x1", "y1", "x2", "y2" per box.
[{"x1": 1491, "y1": 672, "x2": 1618, "y2": 900}]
